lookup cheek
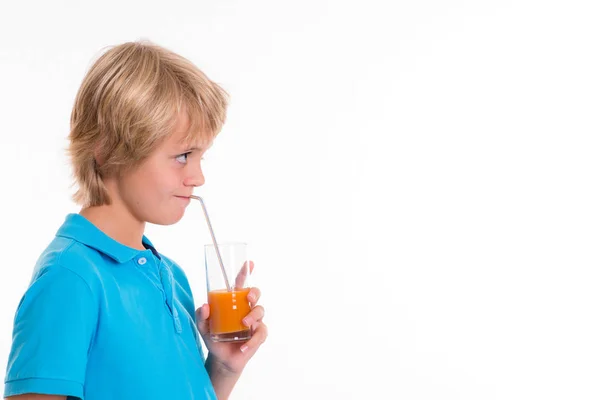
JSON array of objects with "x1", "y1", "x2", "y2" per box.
[
  {"x1": 125, "y1": 162, "x2": 182, "y2": 202},
  {"x1": 123, "y1": 178, "x2": 150, "y2": 206},
  {"x1": 160, "y1": 172, "x2": 181, "y2": 193},
  {"x1": 149, "y1": 168, "x2": 182, "y2": 198},
  {"x1": 124, "y1": 173, "x2": 162, "y2": 203}
]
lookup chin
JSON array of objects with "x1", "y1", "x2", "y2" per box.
[{"x1": 147, "y1": 210, "x2": 186, "y2": 226}]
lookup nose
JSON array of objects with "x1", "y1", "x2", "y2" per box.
[{"x1": 183, "y1": 164, "x2": 205, "y2": 188}]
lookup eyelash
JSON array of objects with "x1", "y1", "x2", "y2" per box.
[
  {"x1": 175, "y1": 152, "x2": 205, "y2": 164},
  {"x1": 175, "y1": 152, "x2": 191, "y2": 164}
]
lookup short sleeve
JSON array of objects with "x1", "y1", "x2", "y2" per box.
[{"x1": 4, "y1": 265, "x2": 98, "y2": 399}]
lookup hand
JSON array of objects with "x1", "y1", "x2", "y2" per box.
[{"x1": 195, "y1": 261, "x2": 268, "y2": 375}]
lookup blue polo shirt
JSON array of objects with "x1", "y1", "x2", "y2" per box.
[{"x1": 4, "y1": 213, "x2": 217, "y2": 400}]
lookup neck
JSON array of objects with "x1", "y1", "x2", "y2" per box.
[{"x1": 80, "y1": 201, "x2": 146, "y2": 251}]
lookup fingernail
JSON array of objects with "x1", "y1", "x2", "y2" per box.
[
  {"x1": 243, "y1": 317, "x2": 251, "y2": 327},
  {"x1": 248, "y1": 293, "x2": 256, "y2": 302},
  {"x1": 240, "y1": 345, "x2": 249, "y2": 353}
]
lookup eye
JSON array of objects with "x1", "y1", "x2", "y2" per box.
[{"x1": 175, "y1": 152, "x2": 191, "y2": 164}]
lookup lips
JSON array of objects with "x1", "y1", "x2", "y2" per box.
[{"x1": 175, "y1": 195, "x2": 192, "y2": 205}]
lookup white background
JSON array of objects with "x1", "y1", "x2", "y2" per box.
[{"x1": 1, "y1": 1, "x2": 599, "y2": 399}]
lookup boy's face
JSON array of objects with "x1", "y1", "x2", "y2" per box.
[{"x1": 114, "y1": 113, "x2": 210, "y2": 225}]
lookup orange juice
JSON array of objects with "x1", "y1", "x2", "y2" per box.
[{"x1": 208, "y1": 288, "x2": 251, "y2": 335}]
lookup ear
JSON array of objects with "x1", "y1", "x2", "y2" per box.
[{"x1": 94, "y1": 144, "x2": 105, "y2": 168}]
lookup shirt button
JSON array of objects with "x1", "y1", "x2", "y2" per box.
[{"x1": 137, "y1": 257, "x2": 147, "y2": 265}]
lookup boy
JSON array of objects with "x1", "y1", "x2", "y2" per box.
[{"x1": 4, "y1": 41, "x2": 267, "y2": 400}]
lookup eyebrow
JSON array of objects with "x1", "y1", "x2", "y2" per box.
[{"x1": 181, "y1": 146, "x2": 204, "y2": 152}]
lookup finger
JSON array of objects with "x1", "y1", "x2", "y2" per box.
[
  {"x1": 195, "y1": 304, "x2": 210, "y2": 336},
  {"x1": 196, "y1": 303, "x2": 210, "y2": 321},
  {"x1": 234, "y1": 260, "x2": 254, "y2": 289},
  {"x1": 242, "y1": 305, "x2": 265, "y2": 328},
  {"x1": 247, "y1": 287, "x2": 261, "y2": 306},
  {"x1": 240, "y1": 322, "x2": 268, "y2": 355}
]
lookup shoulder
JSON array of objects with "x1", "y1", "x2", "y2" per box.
[
  {"x1": 31, "y1": 235, "x2": 106, "y2": 295},
  {"x1": 14, "y1": 238, "x2": 101, "y2": 330}
]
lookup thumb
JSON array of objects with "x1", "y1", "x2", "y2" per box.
[{"x1": 195, "y1": 303, "x2": 210, "y2": 336}]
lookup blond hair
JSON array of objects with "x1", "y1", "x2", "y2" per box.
[{"x1": 68, "y1": 40, "x2": 229, "y2": 207}]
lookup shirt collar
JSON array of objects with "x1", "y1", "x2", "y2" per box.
[{"x1": 56, "y1": 213, "x2": 158, "y2": 264}]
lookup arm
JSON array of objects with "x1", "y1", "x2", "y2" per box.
[
  {"x1": 205, "y1": 353, "x2": 242, "y2": 400},
  {"x1": 4, "y1": 265, "x2": 97, "y2": 400}
]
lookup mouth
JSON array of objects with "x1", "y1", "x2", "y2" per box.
[{"x1": 175, "y1": 195, "x2": 192, "y2": 204}]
